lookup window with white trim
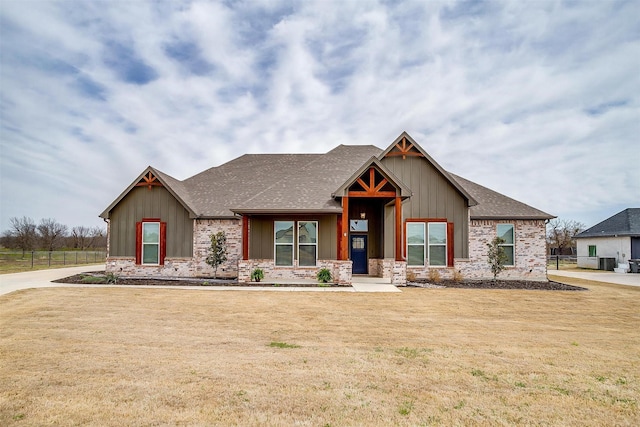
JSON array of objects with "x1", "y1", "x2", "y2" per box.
[
  {"x1": 407, "y1": 222, "x2": 426, "y2": 266},
  {"x1": 428, "y1": 223, "x2": 447, "y2": 266},
  {"x1": 407, "y1": 221, "x2": 449, "y2": 266},
  {"x1": 497, "y1": 224, "x2": 514, "y2": 266},
  {"x1": 274, "y1": 221, "x2": 294, "y2": 266},
  {"x1": 298, "y1": 221, "x2": 318, "y2": 266},
  {"x1": 142, "y1": 222, "x2": 160, "y2": 265}
]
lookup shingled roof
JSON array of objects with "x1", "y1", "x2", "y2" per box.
[
  {"x1": 101, "y1": 142, "x2": 554, "y2": 220},
  {"x1": 575, "y1": 208, "x2": 640, "y2": 238},
  {"x1": 450, "y1": 174, "x2": 554, "y2": 220}
]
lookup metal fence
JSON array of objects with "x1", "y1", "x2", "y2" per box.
[
  {"x1": 547, "y1": 255, "x2": 577, "y2": 270},
  {"x1": 0, "y1": 250, "x2": 106, "y2": 269}
]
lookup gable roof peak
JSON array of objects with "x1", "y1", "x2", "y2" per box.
[
  {"x1": 100, "y1": 166, "x2": 197, "y2": 219},
  {"x1": 380, "y1": 132, "x2": 477, "y2": 206}
]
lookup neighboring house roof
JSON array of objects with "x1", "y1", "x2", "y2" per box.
[
  {"x1": 575, "y1": 208, "x2": 640, "y2": 238},
  {"x1": 100, "y1": 135, "x2": 554, "y2": 220}
]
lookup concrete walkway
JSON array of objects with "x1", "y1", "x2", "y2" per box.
[
  {"x1": 0, "y1": 266, "x2": 401, "y2": 296},
  {"x1": 548, "y1": 269, "x2": 640, "y2": 287}
]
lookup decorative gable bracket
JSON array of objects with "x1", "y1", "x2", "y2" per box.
[
  {"x1": 384, "y1": 135, "x2": 424, "y2": 160},
  {"x1": 135, "y1": 171, "x2": 163, "y2": 191}
]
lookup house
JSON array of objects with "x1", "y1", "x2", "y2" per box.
[
  {"x1": 99, "y1": 132, "x2": 554, "y2": 285},
  {"x1": 574, "y1": 208, "x2": 640, "y2": 271}
]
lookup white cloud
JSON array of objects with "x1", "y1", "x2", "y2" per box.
[{"x1": 1, "y1": 0, "x2": 638, "y2": 232}]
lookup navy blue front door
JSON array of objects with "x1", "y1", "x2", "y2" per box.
[{"x1": 351, "y1": 235, "x2": 368, "y2": 274}]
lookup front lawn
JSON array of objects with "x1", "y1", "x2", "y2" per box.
[{"x1": 0, "y1": 279, "x2": 638, "y2": 425}]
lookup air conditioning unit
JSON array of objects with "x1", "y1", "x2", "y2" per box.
[{"x1": 598, "y1": 257, "x2": 616, "y2": 271}]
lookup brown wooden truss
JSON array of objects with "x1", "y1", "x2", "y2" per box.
[
  {"x1": 348, "y1": 167, "x2": 397, "y2": 198},
  {"x1": 385, "y1": 136, "x2": 424, "y2": 160},
  {"x1": 135, "y1": 171, "x2": 163, "y2": 190}
]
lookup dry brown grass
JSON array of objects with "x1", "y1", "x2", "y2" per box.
[{"x1": 1, "y1": 279, "x2": 638, "y2": 426}]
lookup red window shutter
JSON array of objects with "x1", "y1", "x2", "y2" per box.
[
  {"x1": 447, "y1": 222, "x2": 454, "y2": 267},
  {"x1": 135, "y1": 222, "x2": 142, "y2": 265},
  {"x1": 160, "y1": 222, "x2": 167, "y2": 266}
]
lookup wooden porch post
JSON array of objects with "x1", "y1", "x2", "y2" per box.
[
  {"x1": 242, "y1": 215, "x2": 249, "y2": 260},
  {"x1": 341, "y1": 196, "x2": 349, "y2": 260},
  {"x1": 395, "y1": 196, "x2": 403, "y2": 261}
]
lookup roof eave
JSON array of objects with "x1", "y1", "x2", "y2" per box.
[
  {"x1": 231, "y1": 208, "x2": 342, "y2": 215},
  {"x1": 470, "y1": 215, "x2": 556, "y2": 221}
]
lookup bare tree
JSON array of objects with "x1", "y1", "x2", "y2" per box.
[
  {"x1": 71, "y1": 226, "x2": 90, "y2": 250},
  {"x1": 38, "y1": 218, "x2": 68, "y2": 252},
  {"x1": 7, "y1": 216, "x2": 37, "y2": 256},
  {"x1": 547, "y1": 219, "x2": 585, "y2": 255},
  {"x1": 87, "y1": 226, "x2": 107, "y2": 249}
]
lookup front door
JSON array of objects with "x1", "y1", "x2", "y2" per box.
[{"x1": 351, "y1": 235, "x2": 368, "y2": 274}]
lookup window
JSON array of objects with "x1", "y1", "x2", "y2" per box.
[
  {"x1": 298, "y1": 221, "x2": 318, "y2": 266},
  {"x1": 407, "y1": 222, "x2": 425, "y2": 266},
  {"x1": 588, "y1": 245, "x2": 597, "y2": 257},
  {"x1": 142, "y1": 222, "x2": 160, "y2": 264},
  {"x1": 428, "y1": 223, "x2": 447, "y2": 266},
  {"x1": 497, "y1": 224, "x2": 514, "y2": 266},
  {"x1": 135, "y1": 219, "x2": 166, "y2": 266},
  {"x1": 350, "y1": 220, "x2": 368, "y2": 232},
  {"x1": 407, "y1": 221, "x2": 450, "y2": 266},
  {"x1": 274, "y1": 221, "x2": 294, "y2": 266}
]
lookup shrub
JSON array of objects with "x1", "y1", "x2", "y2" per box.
[
  {"x1": 428, "y1": 269, "x2": 441, "y2": 283},
  {"x1": 452, "y1": 269, "x2": 463, "y2": 283},
  {"x1": 487, "y1": 236, "x2": 508, "y2": 280},
  {"x1": 206, "y1": 231, "x2": 228, "y2": 279},
  {"x1": 316, "y1": 268, "x2": 332, "y2": 283},
  {"x1": 251, "y1": 268, "x2": 264, "y2": 282}
]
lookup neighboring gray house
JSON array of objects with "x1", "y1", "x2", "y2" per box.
[
  {"x1": 100, "y1": 132, "x2": 554, "y2": 284},
  {"x1": 575, "y1": 208, "x2": 640, "y2": 270}
]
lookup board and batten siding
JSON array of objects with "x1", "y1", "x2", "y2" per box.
[
  {"x1": 381, "y1": 156, "x2": 469, "y2": 259},
  {"x1": 108, "y1": 186, "x2": 193, "y2": 258},
  {"x1": 249, "y1": 215, "x2": 337, "y2": 260}
]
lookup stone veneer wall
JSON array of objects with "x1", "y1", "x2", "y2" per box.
[
  {"x1": 106, "y1": 218, "x2": 242, "y2": 278},
  {"x1": 238, "y1": 259, "x2": 353, "y2": 285},
  {"x1": 458, "y1": 219, "x2": 548, "y2": 281},
  {"x1": 369, "y1": 258, "x2": 407, "y2": 285},
  {"x1": 405, "y1": 219, "x2": 548, "y2": 282}
]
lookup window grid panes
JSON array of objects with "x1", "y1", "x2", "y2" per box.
[
  {"x1": 497, "y1": 224, "x2": 515, "y2": 266},
  {"x1": 298, "y1": 221, "x2": 318, "y2": 267},
  {"x1": 142, "y1": 222, "x2": 160, "y2": 265},
  {"x1": 407, "y1": 222, "x2": 425, "y2": 266},
  {"x1": 428, "y1": 223, "x2": 447, "y2": 266},
  {"x1": 274, "y1": 221, "x2": 294, "y2": 266}
]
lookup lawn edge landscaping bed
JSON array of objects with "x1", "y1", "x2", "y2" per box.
[
  {"x1": 54, "y1": 272, "x2": 587, "y2": 290},
  {"x1": 409, "y1": 279, "x2": 587, "y2": 291},
  {"x1": 53, "y1": 272, "x2": 349, "y2": 287}
]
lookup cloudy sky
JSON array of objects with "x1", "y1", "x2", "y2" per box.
[{"x1": 1, "y1": 0, "x2": 638, "y2": 233}]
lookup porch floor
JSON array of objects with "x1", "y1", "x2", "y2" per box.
[{"x1": 351, "y1": 275, "x2": 401, "y2": 293}]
